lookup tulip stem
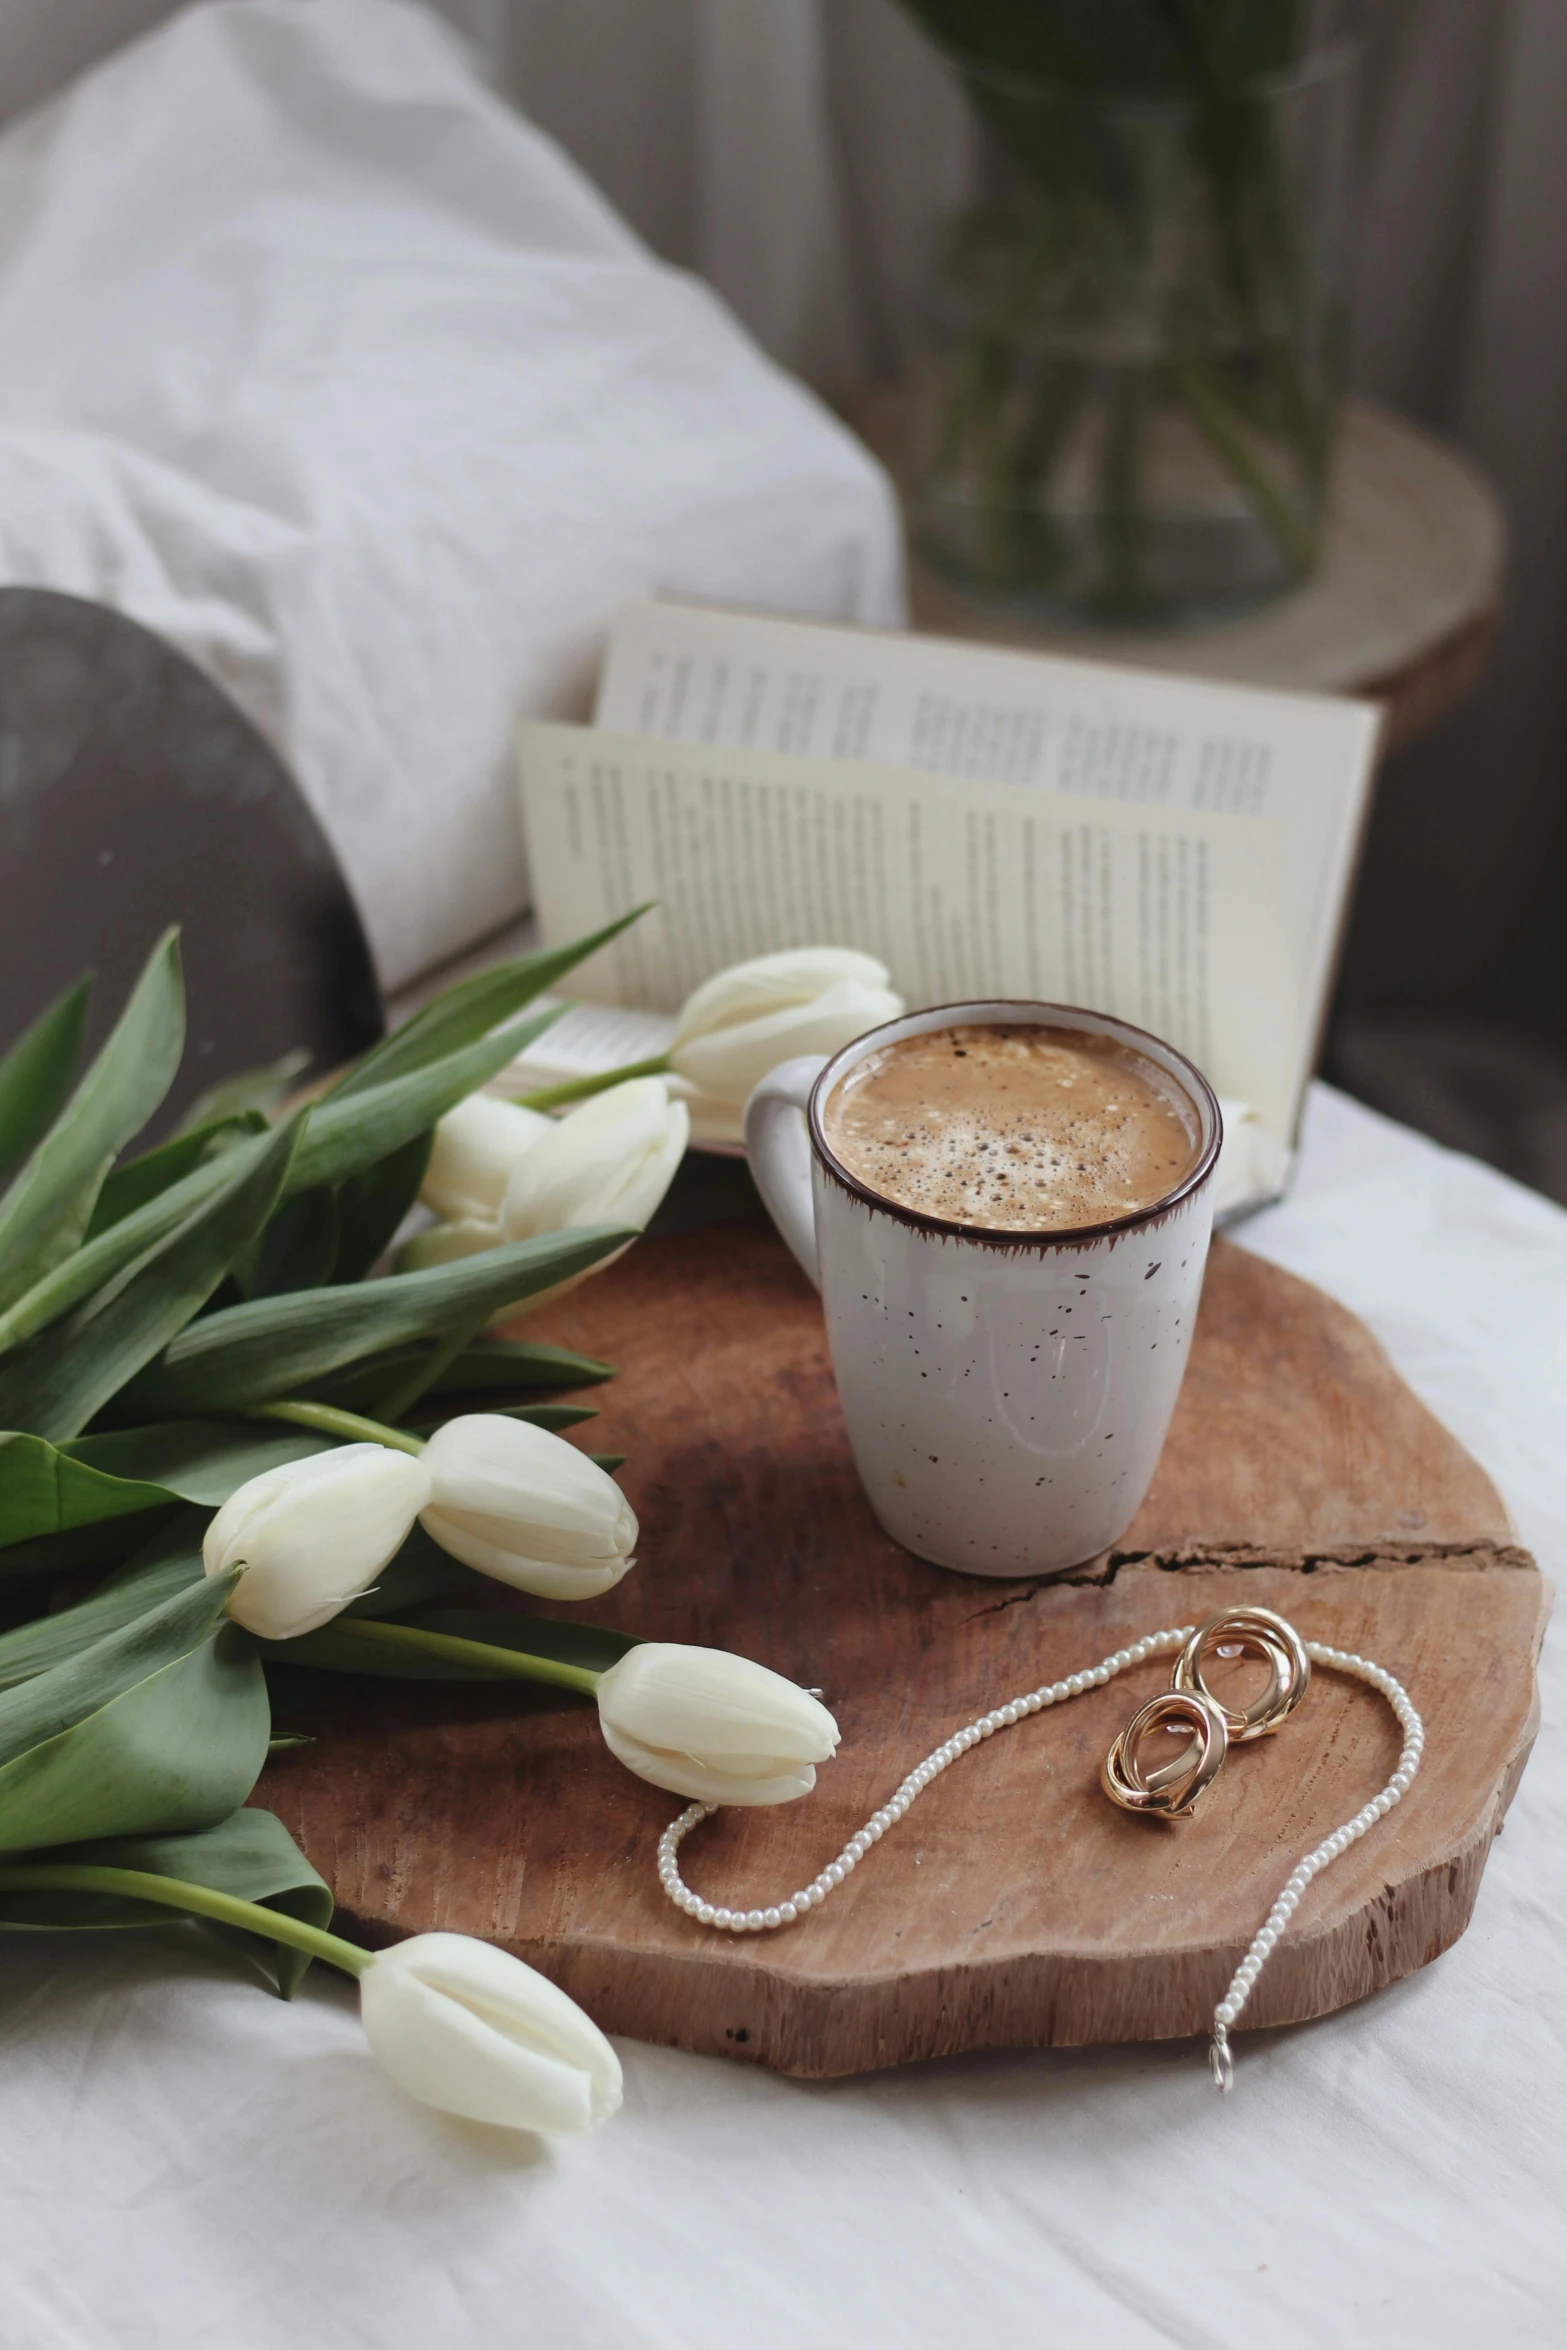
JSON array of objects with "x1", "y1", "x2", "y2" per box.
[
  {"x1": 0, "y1": 1864, "x2": 374, "y2": 1977},
  {"x1": 515, "y1": 1055, "x2": 672, "y2": 1113},
  {"x1": 249, "y1": 1400, "x2": 426, "y2": 1457},
  {"x1": 372, "y1": 1315, "x2": 488, "y2": 1425},
  {"x1": 324, "y1": 1616, "x2": 603, "y2": 1697}
]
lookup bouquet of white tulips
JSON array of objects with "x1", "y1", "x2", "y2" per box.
[{"x1": 0, "y1": 916, "x2": 861, "y2": 2143}]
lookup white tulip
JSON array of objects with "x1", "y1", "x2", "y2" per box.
[
  {"x1": 421, "y1": 1094, "x2": 553, "y2": 1223},
  {"x1": 501, "y1": 1077, "x2": 688, "y2": 1242},
  {"x1": 595, "y1": 1642, "x2": 839, "y2": 1805},
  {"x1": 668, "y1": 948, "x2": 903, "y2": 1140},
  {"x1": 419, "y1": 1413, "x2": 638, "y2": 1600},
  {"x1": 203, "y1": 1444, "x2": 431, "y2": 1640},
  {"x1": 359, "y1": 1932, "x2": 622, "y2": 2133}
]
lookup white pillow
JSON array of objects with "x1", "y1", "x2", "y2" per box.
[{"x1": 0, "y1": 0, "x2": 904, "y2": 990}]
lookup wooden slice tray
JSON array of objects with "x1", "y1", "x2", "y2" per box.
[{"x1": 260, "y1": 1222, "x2": 1548, "y2": 2078}]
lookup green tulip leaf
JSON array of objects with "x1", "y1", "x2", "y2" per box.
[
  {"x1": 405, "y1": 1400, "x2": 597, "y2": 1436},
  {"x1": 0, "y1": 1571, "x2": 269, "y2": 1856},
  {"x1": 429, "y1": 1337, "x2": 616, "y2": 1391},
  {"x1": 0, "y1": 931, "x2": 185, "y2": 1315},
  {"x1": 0, "y1": 1517, "x2": 208, "y2": 1694},
  {"x1": 0, "y1": 1515, "x2": 183, "y2": 1589},
  {"x1": 0, "y1": 975, "x2": 93, "y2": 1181},
  {"x1": 0, "y1": 1807, "x2": 332, "y2": 1999},
  {"x1": 332, "y1": 909, "x2": 649, "y2": 1100},
  {"x1": 310, "y1": 1337, "x2": 615, "y2": 1412},
  {"x1": 330, "y1": 1127, "x2": 433, "y2": 1285},
  {"x1": 0, "y1": 1429, "x2": 182, "y2": 1546},
  {"x1": 232, "y1": 1185, "x2": 341, "y2": 1299},
  {"x1": 0, "y1": 1418, "x2": 337, "y2": 1564},
  {"x1": 0, "y1": 1114, "x2": 304, "y2": 1441},
  {"x1": 0, "y1": 1123, "x2": 284, "y2": 1360},
  {"x1": 118, "y1": 1224, "x2": 632, "y2": 1419},
  {"x1": 175, "y1": 1050, "x2": 311, "y2": 1133},
  {"x1": 286, "y1": 1003, "x2": 560, "y2": 1199},
  {"x1": 88, "y1": 1112, "x2": 267, "y2": 1237},
  {"x1": 66, "y1": 1419, "x2": 337, "y2": 1502}
]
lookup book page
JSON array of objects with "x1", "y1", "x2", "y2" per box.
[
  {"x1": 519, "y1": 724, "x2": 1303, "y2": 1164},
  {"x1": 593, "y1": 599, "x2": 1380, "y2": 1182},
  {"x1": 597, "y1": 597, "x2": 1374, "y2": 820},
  {"x1": 498, "y1": 997, "x2": 676, "y2": 1090}
]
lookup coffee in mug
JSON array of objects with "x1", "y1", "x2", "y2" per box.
[
  {"x1": 744, "y1": 1001, "x2": 1220, "y2": 1579},
  {"x1": 820, "y1": 1021, "x2": 1203, "y2": 1233}
]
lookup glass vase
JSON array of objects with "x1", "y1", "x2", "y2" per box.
[{"x1": 908, "y1": 14, "x2": 1363, "y2": 627}]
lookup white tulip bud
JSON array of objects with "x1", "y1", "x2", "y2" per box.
[
  {"x1": 359, "y1": 1932, "x2": 622, "y2": 2133},
  {"x1": 500, "y1": 1077, "x2": 688, "y2": 1241},
  {"x1": 419, "y1": 1413, "x2": 638, "y2": 1601},
  {"x1": 668, "y1": 948, "x2": 903, "y2": 1139},
  {"x1": 420, "y1": 1095, "x2": 553, "y2": 1223},
  {"x1": 203, "y1": 1444, "x2": 431, "y2": 1640},
  {"x1": 595, "y1": 1642, "x2": 839, "y2": 1805}
]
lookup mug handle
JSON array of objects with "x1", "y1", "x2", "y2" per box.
[{"x1": 743, "y1": 1055, "x2": 827, "y2": 1291}]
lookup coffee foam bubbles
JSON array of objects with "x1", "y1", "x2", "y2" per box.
[{"x1": 822, "y1": 1023, "x2": 1201, "y2": 1233}]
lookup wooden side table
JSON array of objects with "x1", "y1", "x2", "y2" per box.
[{"x1": 853, "y1": 397, "x2": 1505, "y2": 751}]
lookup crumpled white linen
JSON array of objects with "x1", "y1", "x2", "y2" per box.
[
  {"x1": 0, "y1": 1084, "x2": 1562, "y2": 2350},
  {"x1": 0, "y1": 0, "x2": 904, "y2": 992}
]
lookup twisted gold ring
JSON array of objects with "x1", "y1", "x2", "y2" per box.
[
  {"x1": 1171, "y1": 1605, "x2": 1311, "y2": 1743},
  {"x1": 1102, "y1": 1688, "x2": 1230, "y2": 1818}
]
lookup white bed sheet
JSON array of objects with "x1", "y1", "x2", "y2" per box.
[
  {"x1": 0, "y1": 1083, "x2": 1561, "y2": 2349},
  {"x1": 0, "y1": 0, "x2": 904, "y2": 993}
]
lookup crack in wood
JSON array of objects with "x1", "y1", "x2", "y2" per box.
[{"x1": 968, "y1": 1538, "x2": 1536, "y2": 1614}]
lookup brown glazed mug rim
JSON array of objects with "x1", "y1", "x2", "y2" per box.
[{"x1": 805, "y1": 998, "x2": 1222, "y2": 1251}]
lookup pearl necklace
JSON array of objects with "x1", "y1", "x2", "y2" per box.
[{"x1": 657, "y1": 1625, "x2": 1424, "y2": 2091}]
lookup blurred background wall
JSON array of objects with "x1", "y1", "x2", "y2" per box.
[{"x1": 3, "y1": 0, "x2": 1565, "y2": 1193}]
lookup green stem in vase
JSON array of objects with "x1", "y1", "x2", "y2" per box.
[
  {"x1": 1169, "y1": 353, "x2": 1320, "y2": 575},
  {"x1": 0, "y1": 1864, "x2": 373, "y2": 1977},
  {"x1": 1094, "y1": 361, "x2": 1152, "y2": 617}
]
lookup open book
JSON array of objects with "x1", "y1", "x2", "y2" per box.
[{"x1": 514, "y1": 599, "x2": 1382, "y2": 1215}]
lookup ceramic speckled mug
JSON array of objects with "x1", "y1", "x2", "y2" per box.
[{"x1": 744, "y1": 1001, "x2": 1221, "y2": 1579}]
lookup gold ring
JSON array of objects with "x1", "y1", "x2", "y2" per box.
[
  {"x1": 1172, "y1": 1605, "x2": 1311, "y2": 1743},
  {"x1": 1102, "y1": 1689, "x2": 1230, "y2": 1819}
]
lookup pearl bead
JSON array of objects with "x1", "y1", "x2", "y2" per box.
[
  {"x1": 763, "y1": 1908, "x2": 782, "y2": 1930},
  {"x1": 713, "y1": 1909, "x2": 732, "y2": 1928},
  {"x1": 779, "y1": 1902, "x2": 798, "y2": 1925},
  {"x1": 696, "y1": 1902, "x2": 716, "y2": 1925}
]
